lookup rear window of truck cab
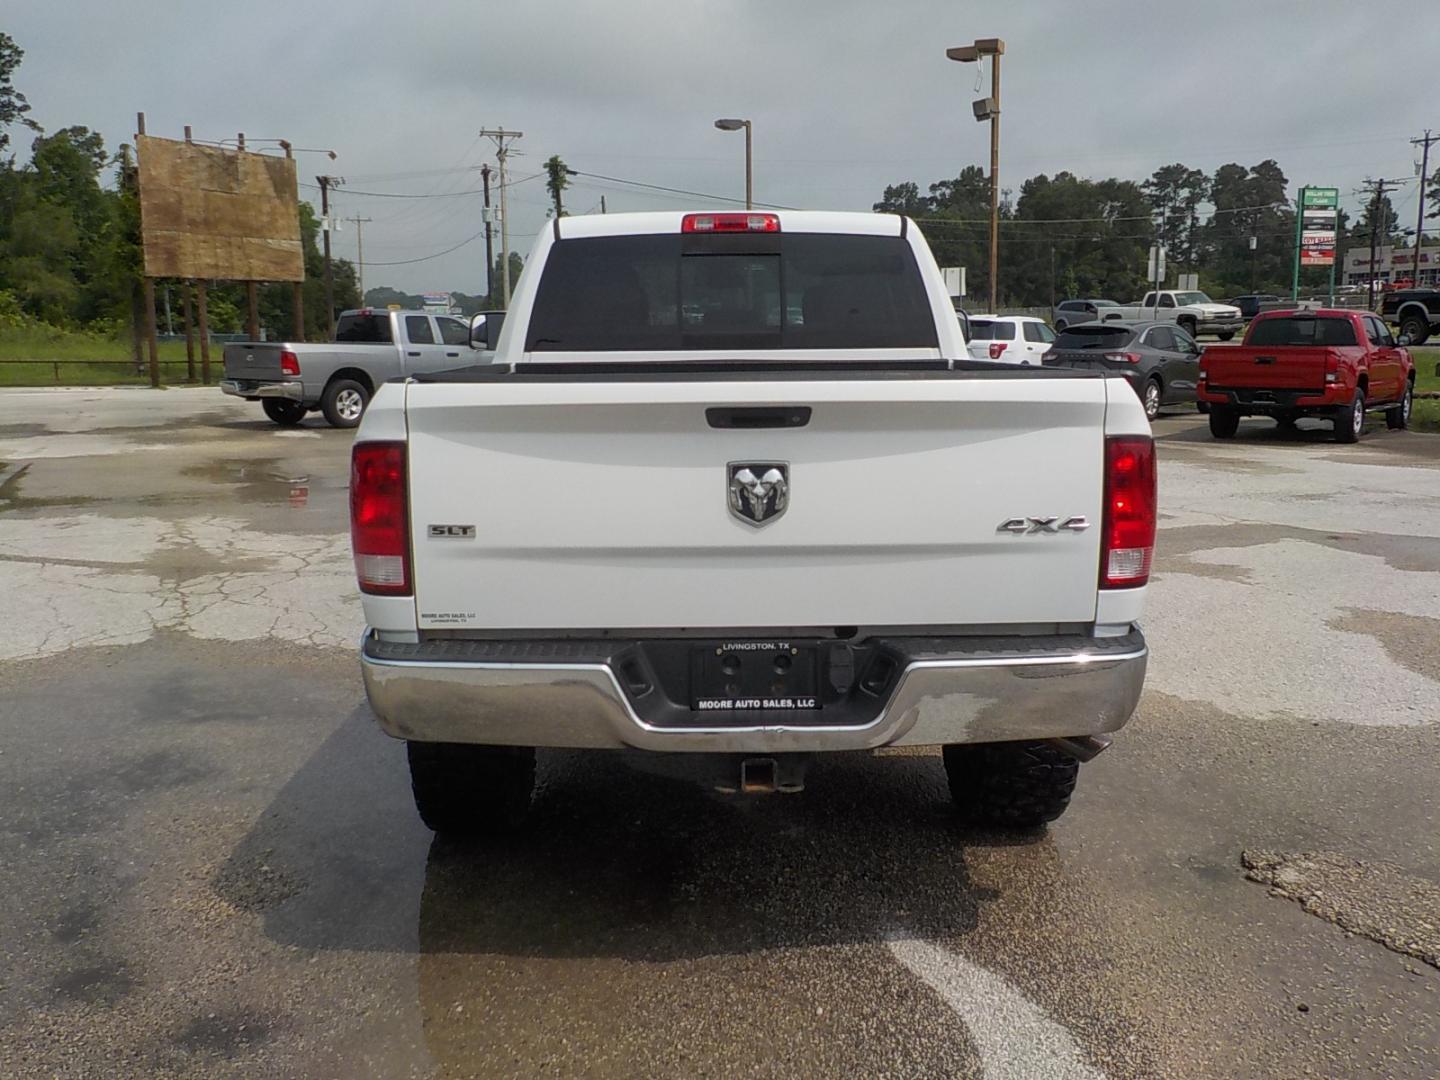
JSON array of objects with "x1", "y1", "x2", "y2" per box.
[
  {"x1": 524, "y1": 233, "x2": 939, "y2": 351},
  {"x1": 1249, "y1": 317, "x2": 1356, "y2": 347},
  {"x1": 334, "y1": 313, "x2": 393, "y2": 343}
]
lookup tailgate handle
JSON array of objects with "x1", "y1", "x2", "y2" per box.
[
  {"x1": 706, "y1": 406, "x2": 811, "y2": 429},
  {"x1": 1254, "y1": 355, "x2": 1276, "y2": 364}
]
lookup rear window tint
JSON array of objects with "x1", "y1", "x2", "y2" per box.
[
  {"x1": 525, "y1": 233, "x2": 939, "y2": 351},
  {"x1": 1249, "y1": 317, "x2": 1356, "y2": 347},
  {"x1": 1054, "y1": 327, "x2": 1132, "y2": 349},
  {"x1": 334, "y1": 314, "x2": 392, "y2": 343},
  {"x1": 969, "y1": 321, "x2": 1016, "y2": 341}
]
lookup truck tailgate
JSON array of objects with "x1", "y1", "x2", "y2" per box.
[
  {"x1": 1205, "y1": 346, "x2": 1330, "y2": 390},
  {"x1": 223, "y1": 343, "x2": 290, "y2": 381},
  {"x1": 403, "y1": 377, "x2": 1108, "y2": 631}
]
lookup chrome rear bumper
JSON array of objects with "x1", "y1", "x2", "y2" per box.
[
  {"x1": 220, "y1": 378, "x2": 304, "y2": 400},
  {"x1": 360, "y1": 630, "x2": 1147, "y2": 753}
]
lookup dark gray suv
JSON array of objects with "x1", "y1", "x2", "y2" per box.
[{"x1": 1042, "y1": 321, "x2": 1203, "y2": 421}]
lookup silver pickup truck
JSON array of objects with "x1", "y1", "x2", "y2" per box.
[{"x1": 220, "y1": 308, "x2": 502, "y2": 427}]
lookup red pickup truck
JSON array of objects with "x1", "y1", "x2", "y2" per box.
[{"x1": 1197, "y1": 309, "x2": 1416, "y2": 443}]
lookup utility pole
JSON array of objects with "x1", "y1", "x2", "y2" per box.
[
  {"x1": 946, "y1": 38, "x2": 1005, "y2": 314},
  {"x1": 481, "y1": 164, "x2": 495, "y2": 301},
  {"x1": 349, "y1": 214, "x2": 372, "y2": 301},
  {"x1": 479, "y1": 128, "x2": 523, "y2": 308},
  {"x1": 1361, "y1": 177, "x2": 1400, "y2": 310},
  {"x1": 1411, "y1": 131, "x2": 1437, "y2": 287},
  {"x1": 316, "y1": 175, "x2": 344, "y2": 332}
]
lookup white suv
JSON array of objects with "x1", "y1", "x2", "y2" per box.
[{"x1": 966, "y1": 315, "x2": 1056, "y2": 364}]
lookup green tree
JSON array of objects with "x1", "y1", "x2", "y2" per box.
[
  {"x1": 544, "y1": 155, "x2": 571, "y2": 217},
  {"x1": 1143, "y1": 164, "x2": 1209, "y2": 271},
  {"x1": 872, "y1": 181, "x2": 928, "y2": 218},
  {"x1": 0, "y1": 32, "x2": 41, "y2": 156},
  {"x1": 1001, "y1": 172, "x2": 1151, "y2": 306},
  {"x1": 1204, "y1": 160, "x2": 1291, "y2": 295}
]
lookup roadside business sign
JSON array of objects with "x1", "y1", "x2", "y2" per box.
[
  {"x1": 1292, "y1": 185, "x2": 1339, "y2": 299},
  {"x1": 1298, "y1": 186, "x2": 1338, "y2": 267}
]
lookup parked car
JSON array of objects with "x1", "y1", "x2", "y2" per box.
[
  {"x1": 1110, "y1": 290, "x2": 1244, "y2": 340},
  {"x1": 1197, "y1": 309, "x2": 1415, "y2": 442},
  {"x1": 1225, "y1": 294, "x2": 1283, "y2": 320},
  {"x1": 966, "y1": 315, "x2": 1057, "y2": 363},
  {"x1": 352, "y1": 208, "x2": 1152, "y2": 834},
  {"x1": 1042, "y1": 321, "x2": 1203, "y2": 421},
  {"x1": 221, "y1": 308, "x2": 499, "y2": 428},
  {"x1": 1377, "y1": 287, "x2": 1440, "y2": 346},
  {"x1": 1052, "y1": 298, "x2": 1121, "y2": 331},
  {"x1": 950, "y1": 297, "x2": 971, "y2": 342}
]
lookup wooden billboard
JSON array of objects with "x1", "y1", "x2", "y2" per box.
[{"x1": 136, "y1": 135, "x2": 304, "y2": 282}]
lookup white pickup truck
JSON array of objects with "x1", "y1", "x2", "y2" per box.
[
  {"x1": 350, "y1": 210, "x2": 1153, "y2": 835},
  {"x1": 1109, "y1": 290, "x2": 1244, "y2": 340}
]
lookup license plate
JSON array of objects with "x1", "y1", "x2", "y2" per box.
[{"x1": 691, "y1": 640, "x2": 820, "y2": 712}]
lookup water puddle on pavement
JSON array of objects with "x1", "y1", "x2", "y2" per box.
[{"x1": 181, "y1": 460, "x2": 315, "y2": 508}]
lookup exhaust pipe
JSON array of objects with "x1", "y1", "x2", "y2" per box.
[{"x1": 1046, "y1": 734, "x2": 1113, "y2": 763}]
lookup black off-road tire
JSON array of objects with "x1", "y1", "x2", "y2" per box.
[
  {"x1": 320, "y1": 378, "x2": 370, "y2": 428},
  {"x1": 261, "y1": 399, "x2": 307, "y2": 426},
  {"x1": 1334, "y1": 388, "x2": 1364, "y2": 444},
  {"x1": 943, "y1": 741, "x2": 1080, "y2": 829},
  {"x1": 1217, "y1": 330, "x2": 1236, "y2": 341},
  {"x1": 1209, "y1": 407, "x2": 1240, "y2": 439},
  {"x1": 1398, "y1": 314, "x2": 1429, "y2": 347},
  {"x1": 406, "y1": 742, "x2": 535, "y2": 836},
  {"x1": 1386, "y1": 381, "x2": 1413, "y2": 430}
]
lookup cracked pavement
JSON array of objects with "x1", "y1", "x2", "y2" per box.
[{"x1": 1, "y1": 388, "x2": 1439, "y2": 1079}]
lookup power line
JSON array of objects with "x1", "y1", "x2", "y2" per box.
[
  {"x1": 566, "y1": 170, "x2": 798, "y2": 210},
  {"x1": 364, "y1": 226, "x2": 488, "y2": 266}
]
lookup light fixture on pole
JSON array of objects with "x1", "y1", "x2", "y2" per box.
[
  {"x1": 714, "y1": 118, "x2": 753, "y2": 210},
  {"x1": 946, "y1": 37, "x2": 1005, "y2": 314}
]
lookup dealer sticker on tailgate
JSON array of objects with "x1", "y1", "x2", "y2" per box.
[{"x1": 691, "y1": 640, "x2": 820, "y2": 712}]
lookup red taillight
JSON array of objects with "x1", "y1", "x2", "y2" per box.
[
  {"x1": 682, "y1": 212, "x2": 780, "y2": 233},
  {"x1": 1104, "y1": 351, "x2": 1142, "y2": 364},
  {"x1": 988, "y1": 342, "x2": 1007, "y2": 360},
  {"x1": 280, "y1": 350, "x2": 301, "y2": 377},
  {"x1": 1100, "y1": 435, "x2": 1156, "y2": 589},
  {"x1": 350, "y1": 441, "x2": 410, "y2": 596}
]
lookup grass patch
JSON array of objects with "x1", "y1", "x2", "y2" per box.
[
  {"x1": 0, "y1": 326, "x2": 209, "y2": 386},
  {"x1": 1412, "y1": 346, "x2": 1439, "y2": 394}
]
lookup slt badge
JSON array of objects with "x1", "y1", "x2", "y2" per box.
[{"x1": 728, "y1": 462, "x2": 789, "y2": 527}]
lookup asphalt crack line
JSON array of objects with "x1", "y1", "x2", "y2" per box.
[{"x1": 887, "y1": 937, "x2": 1108, "y2": 1080}]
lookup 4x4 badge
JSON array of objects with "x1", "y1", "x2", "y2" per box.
[
  {"x1": 997, "y1": 516, "x2": 1090, "y2": 534},
  {"x1": 728, "y1": 463, "x2": 789, "y2": 527}
]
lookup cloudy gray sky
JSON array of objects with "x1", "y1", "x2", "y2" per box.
[{"x1": 8, "y1": 0, "x2": 1438, "y2": 293}]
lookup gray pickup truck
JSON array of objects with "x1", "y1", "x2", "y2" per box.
[{"x1": 221, "y1": 308, "x2": 502, "y2": 427}]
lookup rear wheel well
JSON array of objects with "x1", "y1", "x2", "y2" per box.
[
  {"x1": 1356, "y1": 374, "x2": 1368, "y2": 394},
  {"x1": 327, "y1": 368, "x2": 374, "y2": 396},
  {"x1": 1396, "y1": 302, "x2": 1431, "y2": 323}
]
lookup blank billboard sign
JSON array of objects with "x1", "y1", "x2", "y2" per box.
[{"x1": 136, "y1": 135, "x2": 304, "y2": 282}]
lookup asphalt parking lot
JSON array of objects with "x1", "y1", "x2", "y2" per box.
[{"x1": 2, "y1": 387, "x2": 1438, "y2": 1079}]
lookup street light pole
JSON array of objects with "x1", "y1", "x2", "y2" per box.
[
  {"x1": 946, "y1": 38, "x2": 1005, "y2": 314},
  {"x1": 714, "y1": 118, "x2": 753, "y2": 210}
]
